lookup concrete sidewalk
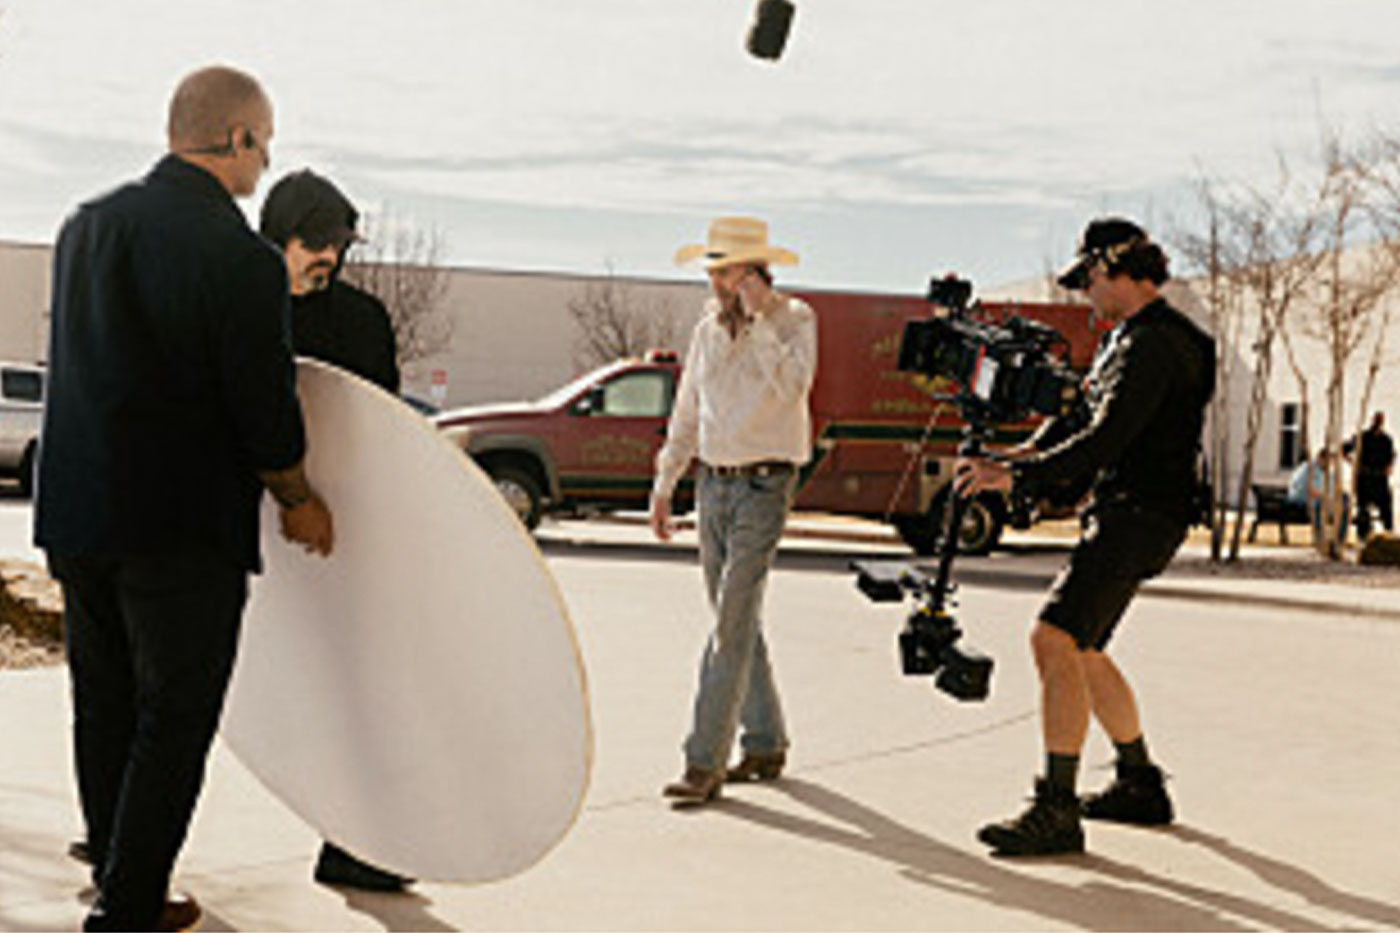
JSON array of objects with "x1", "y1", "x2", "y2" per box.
[{"x1": 3, "y1": 515, "x2": 1398, "y2": 931}]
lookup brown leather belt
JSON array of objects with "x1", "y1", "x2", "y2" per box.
[{"x1": 703, "y1": 460, "x2": 795, "y2": 478}]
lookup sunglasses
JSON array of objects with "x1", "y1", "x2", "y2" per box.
[{"x1": 298, "y1": 231, "x2": 350, "y2": 253}]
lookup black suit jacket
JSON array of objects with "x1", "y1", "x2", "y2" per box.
[{"x1": 36, "y1": 155, "x2": 306, "y2": 572}]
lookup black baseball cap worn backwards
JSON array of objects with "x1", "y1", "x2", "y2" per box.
[{"x1": 1056, "y1": 217, "x2": 1151, "y2": 291}]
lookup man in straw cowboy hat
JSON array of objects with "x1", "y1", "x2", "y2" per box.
[{"x1": 651, "y1": 217, "x2": 818, "y2": 805}]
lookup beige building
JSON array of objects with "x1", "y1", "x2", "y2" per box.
[
  {"x1": 407, "y1": 267, "x2": 706, "y2": 408},
  {"x1": 0, "y1": 243, "x2": 52, "y2": 366},
  {"x1": 0, "y1": 238, "x2": 707, "y2": 409}
]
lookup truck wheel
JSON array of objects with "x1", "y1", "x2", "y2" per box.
[
  {"x1": 959, "y1": 494, "x2": 1004, "y2": 556},
  {"x1": 894, "y1": 492, "x2": 1004, "y2": 557},
  {"x1": 17, "y1": 444, "x2": 35, "y2": 499},
  {"x1": 488, "y1": 464, "x2": 543, "y2": 530}
]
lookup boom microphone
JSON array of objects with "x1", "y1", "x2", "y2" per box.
[{"x1": 746, "y1": 0, "x2": 795, "y2": 61}]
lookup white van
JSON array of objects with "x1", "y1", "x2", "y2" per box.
[{"x1": 0, "y1": 362, "x2": 43, "y2": 497}]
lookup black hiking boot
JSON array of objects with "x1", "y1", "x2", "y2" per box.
[
  {"x1": 314, "y1": 842, "x2": 414, "y2": 892},
  {"x1": 977, "y1": 779, "x2": 1085, "y2": 856},
  {"x1": 1082, "y1": 763, "x2": 1174, "y2": 826}
]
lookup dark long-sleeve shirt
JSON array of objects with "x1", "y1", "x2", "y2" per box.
[
  {"x1": 290, "y1": 280, "x2": 400, "y2": 393},
  {"x1": 1014, "y1": 298, "x2": 1215, "y2": 524},
  {"x1": 1344, "y1": 428, "x2": 1395, "y2": 476},
  {"x1": 35, "y1": 155, "x2": 306, "y2": 572}
]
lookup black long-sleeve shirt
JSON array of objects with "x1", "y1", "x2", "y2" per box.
[
  {"x1": 36, "y1": 155, "x2": 306, "y2": 572},
  {"x1": 1344, "y1": 428, "x2": 1395, "y2": 476},
  {"x1": 290, "y1": 280, "x2": 400, "y2": 393},
  {"x1": 1014, "y1": 298, "x2": 1215, "y2": 524}
]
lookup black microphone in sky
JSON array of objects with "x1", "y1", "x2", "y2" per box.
[{"x1": 746, "y1": 0, "x2": 795, "y2": 61}]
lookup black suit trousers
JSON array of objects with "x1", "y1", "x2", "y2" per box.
[{"x1": 50, "y1": 551, "x2": 247, "y2": 930}]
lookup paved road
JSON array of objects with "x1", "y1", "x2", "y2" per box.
[{"x1": 2, "y1": 508, "x2": 1398, "y2": 930}]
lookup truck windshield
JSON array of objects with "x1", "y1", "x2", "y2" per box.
[{"x1": 534, "y1": 362, "x2": 631, "y2": 409}]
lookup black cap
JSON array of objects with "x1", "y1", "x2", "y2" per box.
[
  {"x1": 259, "y1": 169, "x2": 360, "y2": 251},
  {"x1": 1056, "y1": 217, "x2": 1150, "y2": 291}
]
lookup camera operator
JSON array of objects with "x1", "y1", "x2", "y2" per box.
[{"x1": 955, "y1": 218, "x2": 1215, "y2": 856}]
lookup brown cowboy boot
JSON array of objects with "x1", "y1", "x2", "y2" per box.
[
  {"x1": 662, "y1": 766, "x2": 723, "y2": 806},
  {"x1": 726, "y1": 750, "x2": 786, "y2": 783}
]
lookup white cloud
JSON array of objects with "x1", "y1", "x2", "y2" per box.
[{"x1": 3, "y1": 0, "x2": 1400, "y2": 285}]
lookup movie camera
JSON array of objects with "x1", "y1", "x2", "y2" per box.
[
  {"x1": 898, "y1": 276, "x2": 1081, "y2": 425},
  {"x1": 853, "y1": 275, "x2": 1085, "y2": 702}
]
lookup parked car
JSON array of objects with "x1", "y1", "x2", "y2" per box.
[
  {"x1": 0, "y1": 362, "x2": 44, "y2": 497},
  {"x1": 435, "y1": 287, "x2": 1101, "y2": 554}
]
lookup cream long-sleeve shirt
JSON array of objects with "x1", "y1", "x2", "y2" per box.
[{"x1": 651, "y1": 293, "x2": 818, "y2": 502}]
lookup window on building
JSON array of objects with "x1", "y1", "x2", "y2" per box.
[
  {"x1": 599, "y1": 371, "x2": 672, "y2": 417},
  {"x1": 1278, "y1": 402, "x2": 1301, "y2": 470}
]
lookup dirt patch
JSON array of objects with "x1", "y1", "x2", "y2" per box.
[{"x1": 0, "y1": 559, "x2": 64, "y2": 670}]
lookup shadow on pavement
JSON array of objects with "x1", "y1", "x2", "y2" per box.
[
  {"x1": 333, "y1": 887, "x2": 457, "y2": 932},
  {"x1": 717, "y1": 778, "x2": 1343, "y2": 932},
  {"x1": 1166, "y1": 825, "x2": 1400, "y2": 929}
]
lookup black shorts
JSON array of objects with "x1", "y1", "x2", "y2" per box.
[{"x1": 1040, "y1": 507, "x2": 1187, "y2": 650}]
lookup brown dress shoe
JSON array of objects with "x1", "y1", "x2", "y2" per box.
[
  {"x1": 662, "y1": 766, "x2": 723, "y2": 806},
  {"x1": 156, "y1": 893, "x2": 202, "y2": 932},
  {"x1": 726, "y1": 751, "x2": 786, "y2": 783}
]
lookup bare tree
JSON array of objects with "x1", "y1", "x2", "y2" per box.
[
  {"x1": 567, "y1": 265, "x2": 681, "y2": 370},
  {"x1": 1038, "y1": 254, "x2": 1080, "y2": 304},
  {"x1": 1294, "y1": 135, "x2": 1400, "y2": 555},
  {"x1": 1173, "y1": 176, "x2": 1251, "y2": 561},
  {"x1": 1188, "y1": 159, "x2": 1327, "y2": 561},
  {"x1": 1353, "y1": 131, "x2": 1400, "y2": 446},
  {"x1": 340, "y1": 211, "x2": 453, "y2": 372}
]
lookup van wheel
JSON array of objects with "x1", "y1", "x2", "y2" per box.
[
  {"x1": 17, "y1": 444, "x2": 35, "y2": 499},
  {"x1": 894, "y1": 493, "x2": 1003, "y2": 557},
  {"x1": 488, "y1": 464, "x2": 543, "y2": 530}
]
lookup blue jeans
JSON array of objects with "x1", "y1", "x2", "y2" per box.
[
  {"x1": 1310, "y1": 496, "x2": 1350, "y2": 542},
  {"x1": 683, "y1": 469, "x2": 794, "y2": 772}
]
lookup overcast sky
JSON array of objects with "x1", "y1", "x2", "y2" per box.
[{"x1": 2, "y1": 1, "x2": 1399, "y2": 292}]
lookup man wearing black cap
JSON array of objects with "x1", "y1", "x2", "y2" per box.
[
  {"x1": 259, "y1": 170, "x2": 409, "y2": 892},
  {"x1": 956, "y1": 218, "x2": 1215, "y2": 856},
  {"x1": 260, "y1": 169, "x2": 400, "y2": 396}
]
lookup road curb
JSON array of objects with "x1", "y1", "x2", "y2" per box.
[
  {"x1": 949, "y1": 565, "x2": 1400, "y2": 621},
  {"x1": 558, "y1": 515, "x2": 1400, "y2": 622}
]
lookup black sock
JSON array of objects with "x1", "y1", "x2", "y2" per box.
[
  {"x1": 1046, "y1": 753, "x2": 1080, "y2": 793},
  {"x1": 1115, "y1": 736, "x2": 1151, "y2": 768}
]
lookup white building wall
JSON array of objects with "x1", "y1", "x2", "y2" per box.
[
  {"x1": 0, "y1": 239, "x2": 709, "y2": 409},
  {"x1": 403, "y1": 268, "x2": 706, "y2": 409},
  {"x1": 0, "y1": 243, "x2": 52, "y2": 364},
  {"x1": 984, "y1": 272, "x2": 1400, "y2": 496}
]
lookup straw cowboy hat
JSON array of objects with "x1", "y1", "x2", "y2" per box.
[{"x1": 674, "y1": 216, "x2": 800, "y2": 270}]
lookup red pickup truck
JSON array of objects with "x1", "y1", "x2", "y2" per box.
[{"x1": 434, "y1": 287, "x2": 1100, "y2": 554}]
